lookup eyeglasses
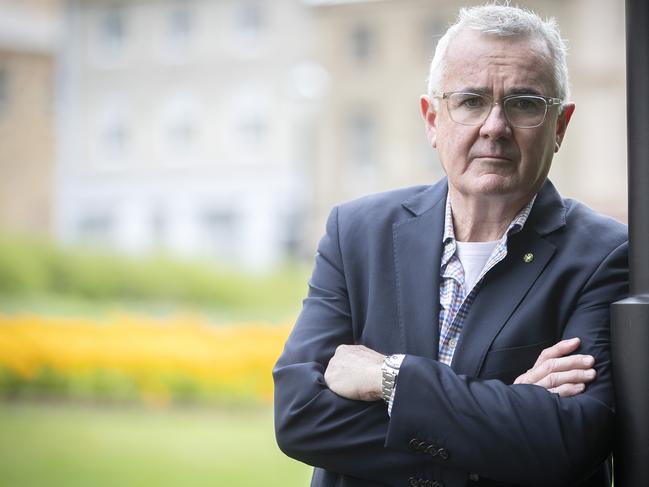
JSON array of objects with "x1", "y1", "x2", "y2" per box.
[{"x1": 435, "y1": 92, "x2": 563, "y2": 128}]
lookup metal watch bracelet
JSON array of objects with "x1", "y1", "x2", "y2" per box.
[{"x1": 381, "y1": 354, "x2": 401, "y2": 403}]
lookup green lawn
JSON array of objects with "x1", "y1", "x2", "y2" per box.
[
  {"x1": 0, "y1": 402, "x2": 311, "y2": 487},
  {"x1": 0, "y1": 294, "x2": 302, "y2": 324}
]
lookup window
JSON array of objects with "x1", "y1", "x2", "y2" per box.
[
  {"x1": 150, "y1": 207, "x2": 167, "y2": 248},
  {"x1": 101, "y1": 121, "x2": 130, "y2": 161},
  {"x1": 421, "y1": 16, "x2": 445, "y2": 56},
  {"x1": 95, "y1": 99, "x2": 132, "y2": 164},
  {"x1": 281, "y1": 210, "x2": 305, "y2": 259},
  {"x1": 237, "y1": 115, "x2": 267, "y2": 150},
  {"x1": 160, "y1": 95, "x2": 199, "y2": 159},
  {"x1": 0, "y1": 68, "x2": 8, "y2": 115},
  {"x1": 348, "y1": 110, "x2": 378, "y2": 168},
  {"x1": 226, "y1": 89, "x2": 270, "y2": 158},
  {"x1": 167, "y1": 2, "x2": 193, "y2": 49},
  {"x1": 350, "y1": 24, "x2": 376, "y2": 65},
  {"x1": 420, "y1": 136, "x2": 443, "y2": 178},
  {"x1": 77, "y1": 213, "x2": 114, "y2": 246},
  {"x1": 168, "y1": 121, "x2": 195, "y2": 155},
  {"x1": 98, "y1": 4, "x2": 127, "y2": 54},
  {"x1": 201, "y1": 210, "x2": 238, "y2": 259},
  {"x1": 234, "y1": 1, "x2": 264, "y2": 40}
]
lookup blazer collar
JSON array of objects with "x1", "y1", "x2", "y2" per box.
[
  {"x1": 527, "y1": 179, "x2": 567, "y2": 236},
  {"x1": 401, "y1": 178, "x2": 448, "y2": 217},
  {"x1": 392, "y1": 177, "x2": 567, "y2": 364},
  {"x1": 450, "y1": 179, "x2": 567, "y2": 376},
  {"x1": 392, "y1": 178, "x2": 448, "y2": 358},
  {"x1": 401, "y1": 177, "x2": 567, "y2": 234}
]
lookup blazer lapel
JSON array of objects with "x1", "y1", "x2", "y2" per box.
[
  {"x1": 450, "y1": 232, "x2": 556, "y2": 376},
  {"x1": 392, "y1": 181, "x2": 447, "y2": 359},
  {"x1": 450, "y1": 180, "x2": 567, "y2": 376}
]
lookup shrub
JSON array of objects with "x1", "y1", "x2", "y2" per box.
[{"x1": 0, "y1": 234, "x2": 308, "y2": 314}]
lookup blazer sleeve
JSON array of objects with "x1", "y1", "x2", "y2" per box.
[
  {"x1": 385, "y1": 239, "x2": 628, "y2": 486},
  {"x1": 273, "y1": 207, "x2": 440, "y2": 485}
]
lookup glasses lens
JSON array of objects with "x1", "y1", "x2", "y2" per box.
[
  {"x1": 503, "y1": 96, "x2": 547, "y2": 128},
  {"x1": 446, "y1": 93, "x2": 490, "y2": 125}
]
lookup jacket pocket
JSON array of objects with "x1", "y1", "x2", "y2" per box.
[{"x1": 480, "y1": 339, "x2": 554, "y2": 384}]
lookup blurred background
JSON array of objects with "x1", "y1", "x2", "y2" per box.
[{"x1": 0, "y1": 0, "x2": 625, "y2": 485}]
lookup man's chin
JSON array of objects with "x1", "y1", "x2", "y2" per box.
[{"x1": 467, "y1": 175, "x2": 517, "y2": 196}]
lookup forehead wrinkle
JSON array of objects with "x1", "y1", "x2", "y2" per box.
[
  {"x1": 443, "y1": 31, "x2": 556, "y2": 92},
  {"x1": 443, "y1": 50, "x2": 554, "y2": 96},
  {"x1": 454, "y1": 86, "x2": 543, "y2": 96}
]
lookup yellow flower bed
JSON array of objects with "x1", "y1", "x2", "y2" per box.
[{"x1": 0, "y1": 313, "x2": 292, "y2": 406}]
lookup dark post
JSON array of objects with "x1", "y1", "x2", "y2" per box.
[{"x1": 611, "y1": 0, "x2": 649, "y2": 484}]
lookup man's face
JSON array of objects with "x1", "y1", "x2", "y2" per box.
[{"x1": 422, "y1": 30, "x2": 575, "y2": 201}]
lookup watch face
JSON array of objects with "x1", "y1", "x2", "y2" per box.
[{"x1": 385, "y1": 354, "x2": 401, "y2": 369}]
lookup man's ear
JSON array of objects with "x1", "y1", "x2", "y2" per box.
[
  {"x1": 555, "y1": 102, "x2": 575, "y2": 153},
  {"x1": 420, "y1": 95, "x2": 439, "y2": 148}
]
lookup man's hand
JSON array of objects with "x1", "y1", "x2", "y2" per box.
[
  {"x1": 324, "y1": 344, "x2": 385, "y2": 401},
  {"x1": 514, "y1": 337, "x2": 596, "y2": 397},
  {"x1": 325, "y1": 338, "x2": 595, "y2": 401}
]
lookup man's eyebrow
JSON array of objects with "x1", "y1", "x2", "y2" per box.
[
  {"x1": 458, "y1": 87, "x2": 490, "y2": 95},
  {"x1": 507, "y1": 87, "x2": 543, "y2": 96},
  {"x1": 455, "y1": 87, "x2": 545, "y2": 96}
]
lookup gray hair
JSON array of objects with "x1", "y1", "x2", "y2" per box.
[{"x1": 427, "y1": 4, "x2": 570, "y2": 104}]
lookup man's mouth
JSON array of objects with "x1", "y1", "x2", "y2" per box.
[{"x1": 473, "y1": 155, "x2": 511, "y2": 161}]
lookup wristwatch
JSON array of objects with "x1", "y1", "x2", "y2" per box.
[{"x1": 381, "y1": 354, "x2": 402, "y2": 403}]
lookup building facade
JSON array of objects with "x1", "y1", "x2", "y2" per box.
[
  {"x1": 306, "y1": 0, "x2": 626, "y2": 246},
  {"x1": 56, "y1": 0, "x2": 318, "y2": 270},
  {"x1": 53, "y1": 0, "x2": 626, "y2": 267},
  {"x1": 0, "y1": 0, "x2": 61, "y2": 236}
]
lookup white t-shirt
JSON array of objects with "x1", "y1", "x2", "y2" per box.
[{"x1": 455, "y1": 240, "x2": 499, "y2": 294}]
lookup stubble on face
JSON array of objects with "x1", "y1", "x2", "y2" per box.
[{"x1": 434, "y1": 30, "x2": 560, "y2": 201}]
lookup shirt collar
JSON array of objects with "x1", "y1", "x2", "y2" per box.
[{"x1": 441, "y1": 193, "x2": 536, "y2": 264}]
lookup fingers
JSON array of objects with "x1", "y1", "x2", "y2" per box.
[
  {"x1": 517, "y1": 353, "x2": 595, "y2": 385},
  {"x1": 549, "y1": 382, "x2": 586, "y2": 398},
  {"x1": 325, "y1": 344, "x2": 385, "y2": 401},
  {"x1": 532, "y1": 337, "x2": 581, "y2": 367},
  {"x1": 535, "y1": 367, "x2": 597, "y2": 391},
  {"x1": 513, "y1": 337, "x2": 597, "y2": 397}
]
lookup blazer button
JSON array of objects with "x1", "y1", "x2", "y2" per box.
[
  {"x1": 409, "y1": 438, "x2": 419, "y2": 449},
  {"x1": 408, "y1": 477, "x2": 418, "y2": 487},
  {"x1": 437, "y1": 448, "x2": 449, "y2": 460}
]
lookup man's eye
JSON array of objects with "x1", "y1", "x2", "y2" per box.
[
  {"x1": 459, "y1": 96, "x2": 485, "y2": 109},
  {"x1": 510, "y1": 97, "x2": 541, "y2": 112}
]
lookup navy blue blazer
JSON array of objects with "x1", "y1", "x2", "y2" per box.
[{"x1": 273, "y1": 178, "x2": 628, "y2": 487}]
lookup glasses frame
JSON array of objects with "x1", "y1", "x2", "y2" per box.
[{"x1": 435, "y1": 91, "x2": 564, "y2": 129}]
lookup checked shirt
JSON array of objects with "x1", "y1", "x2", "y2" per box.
[
  {"x1": 437, "y1": 194, "x2": 535, "y2": 366},
  {"x1": 387, "y1": 193, "x2": 535, "y2": 414}
]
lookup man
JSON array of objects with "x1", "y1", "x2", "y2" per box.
[{"x1": 274, "y1": 5, "x2": 627, "y2": 487}]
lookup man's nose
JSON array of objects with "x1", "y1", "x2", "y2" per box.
[{"x1": 479, "y1": 103, "x2": 512, "y2": 138}]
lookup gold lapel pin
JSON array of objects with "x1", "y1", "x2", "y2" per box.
[{"x1": 523, "y1": 252, "x2": 534, "y2": 263}]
